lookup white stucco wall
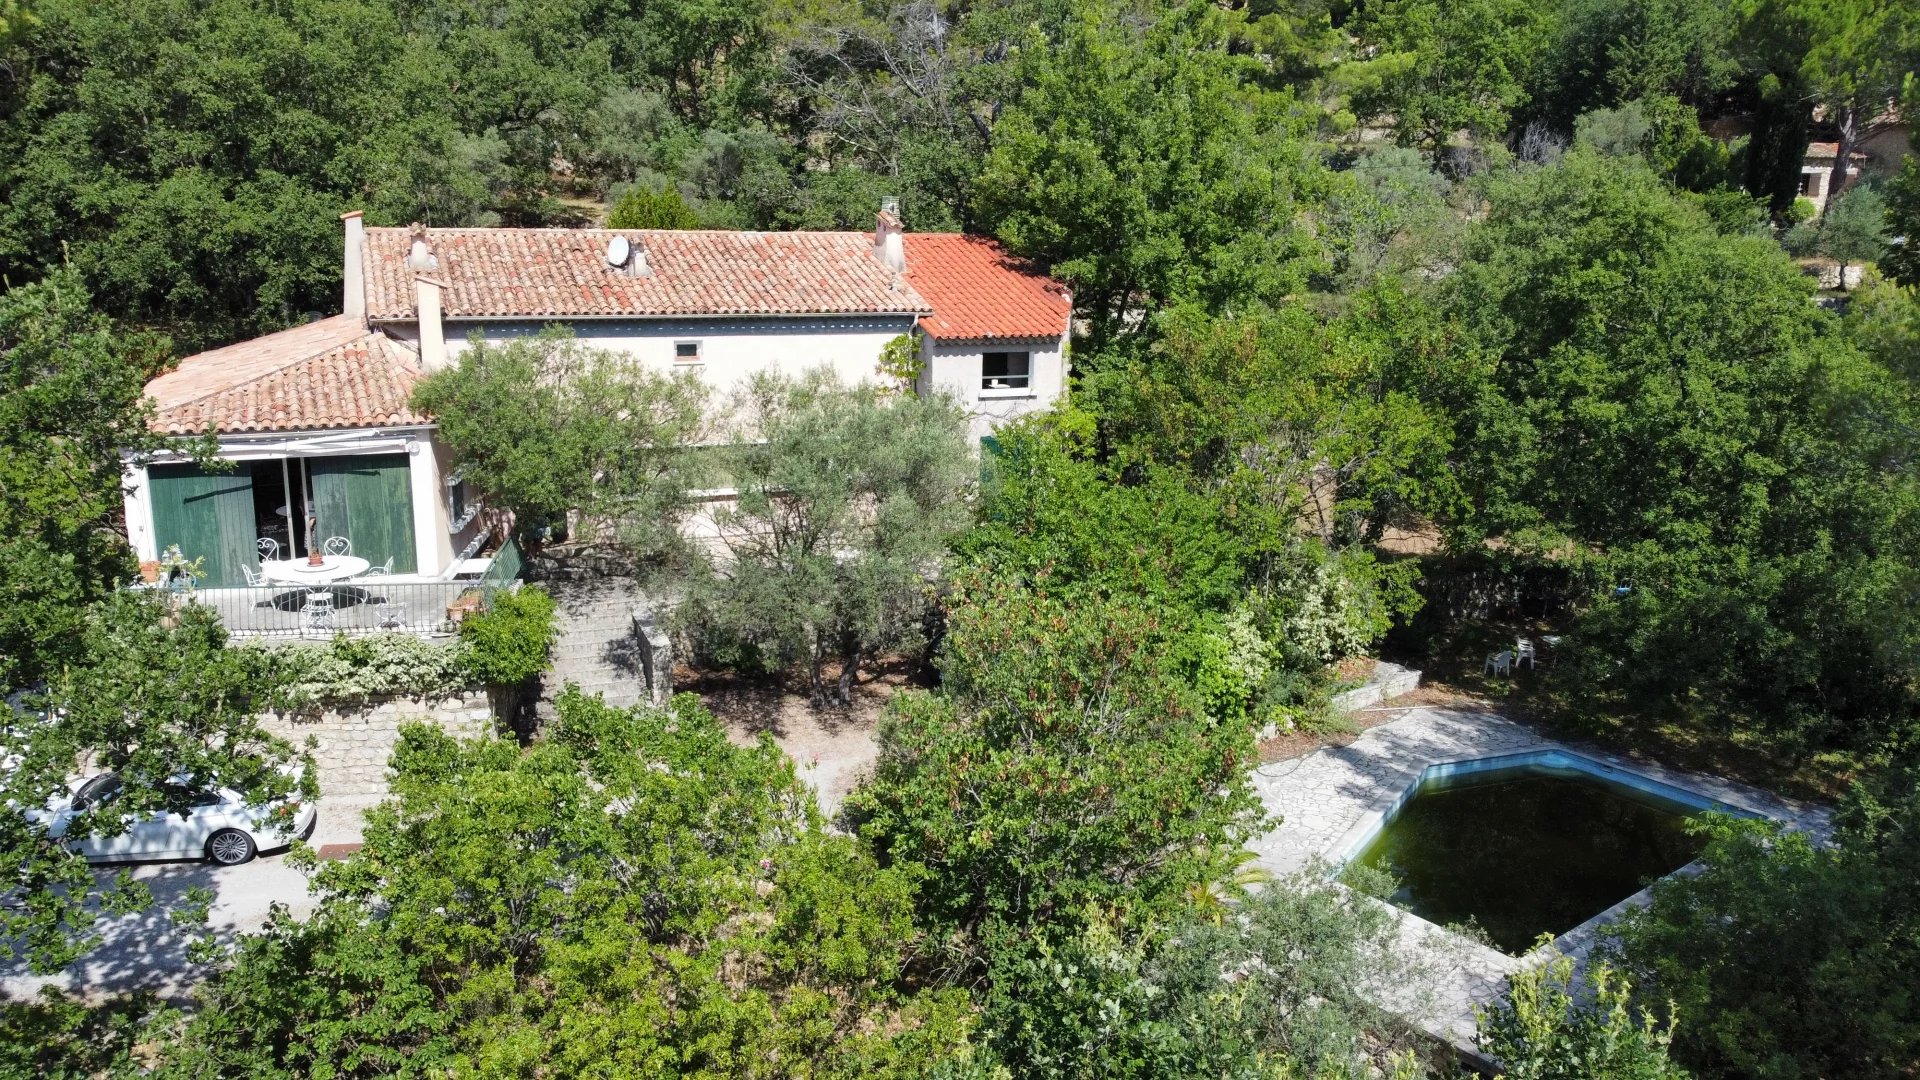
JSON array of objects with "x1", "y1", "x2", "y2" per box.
[
  {"x1": 121, "y1": 427, "x2": 448, "y2": 575},
  {"x1": 919, "y1": 334, "x2": 1070, "y2": 445},
  {"x1": 381, "y1": 315, "x2": 1069, "y2": 445},
  {"x1": 383, "y1": 316, "x2": 921, "y2": 404}
]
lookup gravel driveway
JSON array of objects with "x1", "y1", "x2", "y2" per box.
[{"x1": 0, "y1": 794, "x2": 378, "y2": 1003}]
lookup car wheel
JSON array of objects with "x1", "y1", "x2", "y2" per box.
[{"x1": 206, "y1": 828, "x2": 256, "y2": 866}]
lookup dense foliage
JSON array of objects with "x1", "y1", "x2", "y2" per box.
[
  {"x1": 853, "y1": 569, "x2": 1263, "y2": 956},
  {"x1": 1, "y1": 594, "x2": 303, "y2": 974},
  {"x1": 676, "y1": 370, "x2": 973, "y2": 703},
  {"x1": 4, "y1": 0, "x2": 1920, "y2": 1073},
  {"x1": 457, "y1": 584, "x2": 560, "y2": 690},
  {"x1": 410, "y1": 329, "x2": 710, "y2": 555},
  {"x1": 1478, "y1": 956, "x2": 1688, "y2": 1080},
  {"x1": 255, "y1": 633, "x2": 483, "y2": 708},
  {"x1": 984, "y1": 877, "x2": 1428, "y2": 1078},
  {"x1": 1432, "y1": 149, "x2": 1920, "y2": 755},
  {"x1": 0, "y1": 270, "x2": 183, "y2": 690},
  {"x1": 153, "y1": 690, "x2": 983, "y2": 1077},
  {"x1": 1608, "y1": 774, "x2": 1920, "y2": 1077}
]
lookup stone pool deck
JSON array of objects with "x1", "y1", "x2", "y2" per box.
[{"x1": 1244, "y1": 707, "x2": 1831, "y2": 1059}]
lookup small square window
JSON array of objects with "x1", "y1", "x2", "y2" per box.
[
  {"x1": 982, "y1": 352, "x2": 1031, "y2": 391},
  {"x1": 675, "y1": 341, "x2": 702, "y2": 363}
]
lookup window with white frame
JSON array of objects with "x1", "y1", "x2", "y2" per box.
[
  {"x1": 675, "y1": 340, "x2": 702, "y2": 364},
  {"x1": 982, "y1": 351, "x2": 1031, "y2": 391},
  {"x1": 446, "y1": 471, "x2": 478, "y2": 531}
]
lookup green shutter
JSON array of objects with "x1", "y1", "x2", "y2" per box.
[
  {"x1": 149, "y1": 464, "x2": 256, "y2": 587},
  {"x1": 979, "y1": 435, "x2": 1003, "y2": 487},
  {"x1": 308, "y1": 454, "x2": 417, "y2": 574}
]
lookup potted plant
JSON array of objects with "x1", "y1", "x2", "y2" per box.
[{"x1": 153, "y1": 545, "x2": 205, "y2": 625}]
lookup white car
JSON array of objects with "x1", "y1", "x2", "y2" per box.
[{"x1": 30, "y1": 772, "x2": 317, "y2": 866}]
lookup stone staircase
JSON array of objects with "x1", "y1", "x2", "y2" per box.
[{"x1": 533, "y1": 579, "x2": 670, "y2": 721}]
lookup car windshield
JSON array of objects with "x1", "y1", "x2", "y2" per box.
[{"x1": 72, "y1": 773, "x2": 122, "y2": 810}]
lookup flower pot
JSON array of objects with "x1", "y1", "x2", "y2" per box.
[{"x1": 308, "y1": 552, "x2": 326, "y2": 566}]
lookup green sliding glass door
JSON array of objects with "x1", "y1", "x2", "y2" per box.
[
  {"x1": 148, "y1": 464, "x2": 257, "y2": 587},
  {"x1": 308, "y1": 454, "x2": 417, "y2": 575}
]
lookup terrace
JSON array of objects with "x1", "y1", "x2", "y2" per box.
[{"x1": 150, "y1": 539, "x2": 523, "y2": 640}]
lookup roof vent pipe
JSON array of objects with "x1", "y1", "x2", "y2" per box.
[
  {"x1": 341, "y1": 211, "x2": 366, "y2": 319},
  {"x1": 873, "y1": 198, "x2": 905, "y2": 274}
]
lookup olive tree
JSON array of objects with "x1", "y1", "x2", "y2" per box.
[
  {"x1": 410, "y1": 327, "x2": 710, "y2": 557},
  {"x1": 676, "y1": 369, "x2": 972, "y2": 703}
]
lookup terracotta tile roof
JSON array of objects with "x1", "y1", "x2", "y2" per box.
[
  {"x1": 903, "y1": 234, "x2": 1072, "y2": 343},
  {"x1": 362, "y1": 227, "x2": 935, "y2": 320},
  {"x1": 146, "y1": 316, "x2": 426, "y2": 435},
  {"x1": 1804, "y1": 142, "x2": 1869, "y2": 161}
]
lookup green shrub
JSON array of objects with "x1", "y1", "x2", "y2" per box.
[
  {"x1": 459, "y1": 586, "x2": 560, "y2": 688},
  {"x1": 1477, "y1": 954, "x2": 1687, "y2": 1079},
  {"x1": 254, "y1": 634, "x2": 479, "y2": 708},
  {"x1": 983, "y1": 877, "x2": 1426, "y2": 1079},
  {"x1": 605, "y1": 184, "x2": 699, "y2": 229}
]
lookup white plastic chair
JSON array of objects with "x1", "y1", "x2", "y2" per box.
[
  {"x1": 1515, "y1": 638, "x2": 1537, "y2": 670},
  {"x1": 257, "y1": 536, "x2": 280, "y2": 562},
  {"x1": 322, "y1": 536, "x2": 352, "y2": 557},
  {"x1": 1484, "y1": 650, "x2": 1513, "y2": 677}
]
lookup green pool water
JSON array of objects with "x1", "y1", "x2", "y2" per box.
[{"x1": 1348, "y1": 768, "x2": 1708, "y2": 955}]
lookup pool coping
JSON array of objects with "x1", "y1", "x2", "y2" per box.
[{"x1": 1245, "y1": 708, "x2": 1831, "y2": 1061}]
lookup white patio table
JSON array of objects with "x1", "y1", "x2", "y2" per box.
[{"x1": 260, "y1": 556, "x2": 370, "y2": 587}]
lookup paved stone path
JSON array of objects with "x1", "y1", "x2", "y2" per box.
[{"x1": 1243, "y1": 707, "x2": 1831, "y2": 1058}]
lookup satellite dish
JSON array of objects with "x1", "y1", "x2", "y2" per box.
[{"x1": 605, "y1": 235, "x2": 631, "y2": 268}]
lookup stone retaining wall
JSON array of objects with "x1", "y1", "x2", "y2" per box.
[
  {"x1": 1330, "y1": 660, "x2": 1422, "y2": 713},
  {"x1": 260, "y1": 692, "x2": 495, "y2": 797}
]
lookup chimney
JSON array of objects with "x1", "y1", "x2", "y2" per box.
[
  {"x1": 405, "y1": 222, "x2": 438, "y2": 273},
  {"x1": 873, "y1": 197, "x2": 905, "y2": 274},
  {"x1": 414, "y1": 274, "x2": 449, "y2": 371},
  {"x1": 340, "y1": 211, "x2": 366, "y2": 319}
]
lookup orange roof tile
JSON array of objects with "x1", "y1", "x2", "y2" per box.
[
  {"x1": 147, "y1": 317, "x2": 426, "y2": 435},
  {"x1": 363, "y1": 227, "x2": 934, "y2": 320},
  {"x1": 903, "y1": 234, "x2": 1072, "y2": 343},
  {"x1": 1805, "y1": 142, "x2": 1869, "y2": 161}
]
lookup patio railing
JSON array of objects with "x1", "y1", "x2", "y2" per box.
[
  {"x1": 186, "y1": 579, "x2": 482, "y2": 639},
  {"x1": 167, "y1": 538, "x2": 525, "y2": 640}
]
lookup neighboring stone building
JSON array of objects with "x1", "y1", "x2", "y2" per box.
[{"x1": 1798, "y1": 141, "x2": 1871, "y2": 214}]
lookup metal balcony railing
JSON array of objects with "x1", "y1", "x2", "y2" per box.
[
  {"x1": 149, "y1": 538, "x2": 525, "y2": 640},
  {"x1": 183, "y1": 579, "x2": 485, "y2": 638}
]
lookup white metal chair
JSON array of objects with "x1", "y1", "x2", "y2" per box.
[
  {"x1": 1515, "y1": 638, "x2": 1537, "y2": 670},
  {"x1": 322, "y1": 536, "x2": 352, "y2": 557},
  {"x1": 359, "y1": 556, "x2": 394, "y2": 578},
  {"x1": 1484, "y1": 650, "x2": 1513, "y2": 677},
  {"x1": 257, "y1": 536, "x2": 280, "y2": 562},
  {"x1": 242, "y1": 564, "x2": 269, "y2": 587},
  {"x1": 301, "y1": 590, "x2": 336, "y2": 631}
]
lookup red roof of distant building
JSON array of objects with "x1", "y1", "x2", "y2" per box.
[
  {"x1": 146, "y1": 316, "x2": 425, "y2": 435},
  {"x1": 1804, "y1": 142, "x2": 1870, "y2": 162},
  {"x1": 903, "y1": 234, "x2": 1072, "y2": 344}
]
